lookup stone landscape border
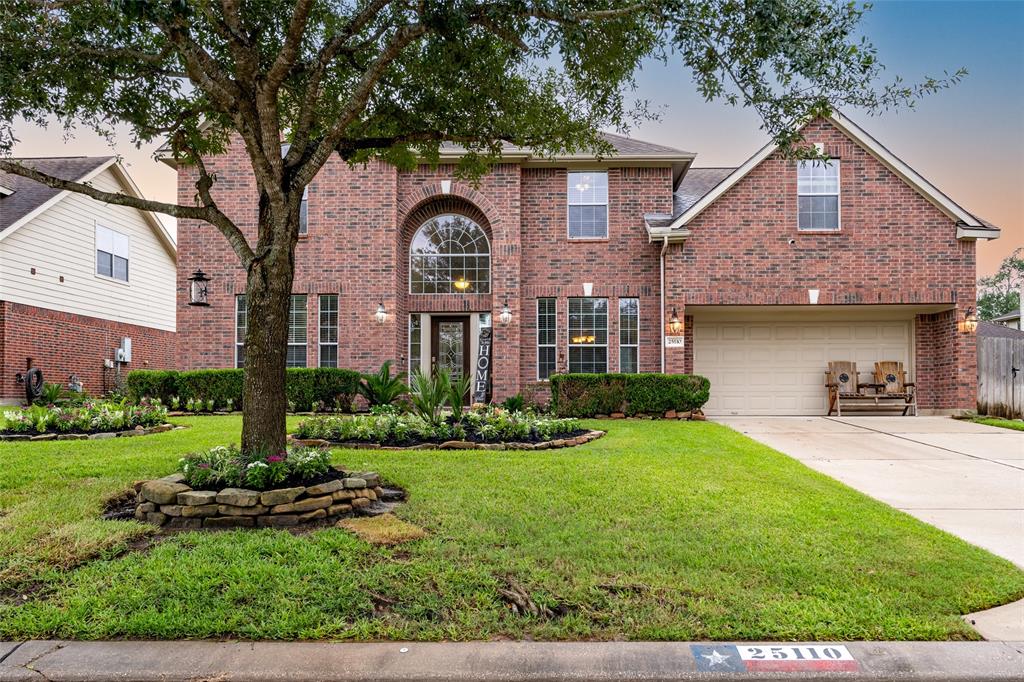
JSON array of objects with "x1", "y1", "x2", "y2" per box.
[
  {"x1": 291, "y1": 429, "x2": 605, "y2": 451},
  {"x1": 134, "y1": 468, "x2": 388, "y2": 530},
  {"x1": 1, "y1": 423, "x2": 180, "y2": 442}
]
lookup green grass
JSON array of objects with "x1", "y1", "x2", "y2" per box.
[
  {"x1": 1, "y1": 416, "x2": 1022, "y2": 641},
  {"x1": 972, "y1": 417, "x2": 1024, "y2": 432}
]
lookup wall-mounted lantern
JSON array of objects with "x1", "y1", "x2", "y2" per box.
[
  {"x1": 499, "y1": 300, "x2": 512, "y2": 325},
  {"x1": 375, "y1": 302, "x2": 388, "y2": 324},
  {"x1": 668, "y1": 307, "x2": 682, "y2": 334},
  {"x1": 959, "y1": 306, "x2": 978, "y2": 334},
  {"x1": 187, "y1": 269, "x2": 211, "y2": 307}
]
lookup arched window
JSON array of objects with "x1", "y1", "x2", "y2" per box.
[{"x1": 409, "y1": 214, "x2": 491, "y2": 294}]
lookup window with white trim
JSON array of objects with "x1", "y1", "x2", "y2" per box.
[
  {"x1": 299, "y1": 187, "x2": 308, "y2": 235},
  {"x1": 568, "y1": 297, "x2": 608, "y2": 373},
  {"x1": 567, "y1": 171, "x2": 608, "y2": 239},
  {"x1": 96, "y1": 224, "x2": 129, "y2": 281},
  {"x1": 797, "y1": 160, "x2": 840, "y2": 231},
  {"x1": 537, "y1": 298, "x2": 557, "y2": 380},
  {"x1": 287, "y1": 294, "x2": 308, "y2": 367},
  {"x1": 619, "y1": 298, "x2": 639, "y2": 373},
  {"x1": 409, "y1": 314, "x2": 422, "y2": 376},
  {"x1": 235, "y1": 295, "x2": 247, "y2": 368},
  {"x1": 318, "y1": 294, "x2": 338, "y2": 367}
]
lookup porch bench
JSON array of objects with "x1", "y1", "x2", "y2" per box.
[{"x1": 825, "y1": 361, "x2": 917, "y2": 416}]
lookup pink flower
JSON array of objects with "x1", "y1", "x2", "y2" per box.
[{"x1": 266, "y1": 455, "x2": 284, "y2": 463}]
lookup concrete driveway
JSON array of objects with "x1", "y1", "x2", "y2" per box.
[{"x1": 714, "y1": 416, "x2": 1024, "y2": 569}]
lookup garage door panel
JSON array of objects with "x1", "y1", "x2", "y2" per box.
[{"x1": 695, "y1": 319, "x2": 912, "y2": 416}]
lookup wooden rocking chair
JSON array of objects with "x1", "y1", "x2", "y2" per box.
[{"x1": 873, "y1": 361, "x2": 918, "y2": 416}]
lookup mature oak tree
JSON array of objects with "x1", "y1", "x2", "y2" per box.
[{"x1": 0, "y1": 0, "x2": 960, "y2": 454}]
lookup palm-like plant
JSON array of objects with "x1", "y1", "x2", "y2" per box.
[
  {"x1": 409, "y1": 368, "x2": 449, "y2": 427},
  {"x1": 358, "y1": 361, "x2": 409, "y2": 407},
  {"x1": 447, "y1": 372, "x2": 472, "y2": 422}
]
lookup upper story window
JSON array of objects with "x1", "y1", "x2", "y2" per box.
[
  {"x1": 567, "y1": 171, "x2": 608, "y2": 239},
  {"x1": 797, "y1": 160, "x2": 840, "y2": 231},
  {"x1": 298, "y1": 187, "x2": 308, "y2": 235},
  {"x1": 410, "y1": 214, "x2": 490, "y2": 294},
  {"x1": 95, "y1": 224, "x2": 129, "y2": 282}
]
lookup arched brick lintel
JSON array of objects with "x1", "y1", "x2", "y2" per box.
[{"x1": 396, "y1": 183, "x2": 502, "y2": 239}]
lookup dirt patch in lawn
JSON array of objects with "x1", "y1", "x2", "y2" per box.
[{"x1": 336, "y1": 513, "x2": 427, "y2": 545}]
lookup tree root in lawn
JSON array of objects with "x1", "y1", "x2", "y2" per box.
[{"x1": 497, "y1": 576, "x2": 574, "y2": 619}]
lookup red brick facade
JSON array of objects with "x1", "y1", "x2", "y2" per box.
[
  {"x1": 176, "y1": 118, "x2": 980, "y2": 412},
  {"x1": 0, "y1": 301, "x2": 177, "y2": 401}
]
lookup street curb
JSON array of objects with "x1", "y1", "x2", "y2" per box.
[{"x1": 1, "y1": 640, "x2": 1022, "y2": 681}]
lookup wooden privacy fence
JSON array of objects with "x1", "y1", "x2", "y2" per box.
[{"x1": 978, "y1": 336, "x2": 1024, "y2": 418}]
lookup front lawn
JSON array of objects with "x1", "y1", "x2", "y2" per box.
[
  {"x1": 1, "y1": 416, "x2": 1022, "y2": 641},
  {"x1": 972, "y1": 416, "x2": 1024, "y2": 432}
]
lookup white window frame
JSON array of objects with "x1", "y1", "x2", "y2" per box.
[
  {"x1": 618, "y1": 297, "x2": 639, "y2": 373},
  {"x1": 235, "y1": 294, "x2": 247, "y2": 368},
  {"x1": 797, "y1": 159, "x2": 841, "y2": 232},
  {"x1": 566, "y1": 171, "x2": 609, "y2": 240},
  {"x1": 408, "y1": 313, "x2": 422, "y2": 376},
  {"x1": 299, "y1": 186, "x2": 309, "y2": 235},
  {"x1": 94, "y1": 223, "x2": 130, "y2": 283},
  {"x1": 287, "y1": 294, "x2": 308, "y2": 368},
  {"x1": 317, "y1": 294, "x2": 338, "y2": 367},
  {"x1": 537, "y1": 298, "x2": 557, "y2": 381},
  {"x1": 568, "y1": 297, "x2": 609, "y2": 374}
]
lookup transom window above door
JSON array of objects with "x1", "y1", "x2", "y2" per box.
[
  {"x1": 567, "y1": 171, "x2": 608, "y2": 239},
  {"x1": 797, "y1": 160, "x2": 840, "y2": 231},
  {"x1": 410, "y1": 214, "x2": 491, "y2": 294}
]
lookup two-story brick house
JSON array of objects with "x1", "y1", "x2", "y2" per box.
[{"x1": 173, "y1": 113, "x2": 998, "y2": 415}]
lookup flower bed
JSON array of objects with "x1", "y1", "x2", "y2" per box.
[
  {"x1": 293, "y1": 407, "x2": 602, "y2": 450},
  {"x1": 127, "y1": 444, "x2": 398, "y2": 529},
  {"x1": 1, "y1": 399, "x2": 172, "y2": 439},
  {"x1": 133, "y1": 469, "x2": 391, "y2": 530}
]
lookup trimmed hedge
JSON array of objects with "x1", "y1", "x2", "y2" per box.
[
  {"x1": 125, "y1": 368, "x2": 361, "y2": 412},
  {"x1": 549, "y1": 373, "x2": 710, "y2": 417}
]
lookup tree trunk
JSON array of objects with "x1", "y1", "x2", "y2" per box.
[{"x1": 240, "y1": 239, "x2": 294, "y2": 456}]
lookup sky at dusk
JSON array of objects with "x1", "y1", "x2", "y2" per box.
[{"x1": 10, "y1": 0, "x2": 1023, "y2": 276}]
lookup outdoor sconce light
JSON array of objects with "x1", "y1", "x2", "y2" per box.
[
  {"x1": 960, "y1": 306, "x2": 978, "y2": 334},
  {"x1": 668, "y1": 307, "x2": 682, "y2": 334},
  {"x1": 187, "y1": 269, "x2": 211, "y2": 307},
  {"x1": 375, "y1": 302, "x2": 388, "y2": 324},
  {"x1": 499, "y1": 300, "x2": 512, "y2": 325}
]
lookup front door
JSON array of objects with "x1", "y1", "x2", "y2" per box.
[{"x1": 431, "y1": 316, "x2": 471, "y2": 385}]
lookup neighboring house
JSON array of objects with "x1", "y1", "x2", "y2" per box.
[
  {"x1": 0, "y1": 157, "x2": 177, "y2": 402},
  {"x1": 990, "y1": 310, "x2": 1022, "y2": 330},
  {"x1": 171, "y1": 113, "x2": 998, "y2": 415}
]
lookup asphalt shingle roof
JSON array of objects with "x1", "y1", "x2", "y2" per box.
[
  {"x1": 0, "y1": 156, "x2": 113, "y2": 232},
  {"x1": 439, "y1": 132, "x2": 691, "y2": 158},
  {"x1": 978, "y1": 321, "x2": 1024, "y2": 340},
  {"x1": 673, "y1": 167, "x2": 735, "y2": 216}
]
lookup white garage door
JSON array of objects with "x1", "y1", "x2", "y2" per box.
[{"x1": 694, "y1": 320, "x2": 912, "y2": 416}]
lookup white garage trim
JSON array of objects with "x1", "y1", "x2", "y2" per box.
[{"x1": 694, "y1": 316, "x2": 915, "y2": 416}]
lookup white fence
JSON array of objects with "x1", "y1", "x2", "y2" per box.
[{"x1": 978, "y1": 336, "x2": 1024, "y2": 418}]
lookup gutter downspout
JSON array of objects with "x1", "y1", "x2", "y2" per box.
[{"x1": 660, "y1": 236, "x2": 668, "y2": 374}]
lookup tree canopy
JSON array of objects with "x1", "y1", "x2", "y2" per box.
[{"x1": 978, "y1": 248, "x2": 1024, "y2": 321}]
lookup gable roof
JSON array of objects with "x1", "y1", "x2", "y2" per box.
[
  {"x1": 673, "y1": 167, "x2": 735, "y2": 216},
  {"x1": 991, "y1": 310, "x2": 1021, "y2": 323},
  {"x1": 0, "y1": 157, "x2": 113, "y2": 232},
  {"x1": 647, "y1": 112, "x2": 1000, "y2": 243},
  {"x1": 978, "y1": 320, "x2": 1024, "y2": 340},
  {"x1": 0, "y1": 157, "x2": 176, "y2": 259}
]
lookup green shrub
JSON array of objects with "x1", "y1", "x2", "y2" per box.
[
  {"x1": 357, "y1": 361, "x2": 409, "y2": 407},
  {"x1": 125, "y1": 368, "x2": 360, "y2": 412},
  {"x1": 549, "y1": 373, "x2": 710, "y2": 417},
  {"x1": 178, "y1": 444, "x2": 331, "y2": 491}
]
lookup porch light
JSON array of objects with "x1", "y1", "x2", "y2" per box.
[
  {"x1": 375, "y1": 302, "x2": 388, "y2": 324},
  {"x1": 499, "y1": 300, "x2": 512, "y2": 325},
  {"x1": 453, "y1": 276, "x2": 470, "y2": 292},
  {"x1": 669, "y1": 307, "x2": 682, "y2": 334},
  {"x1": 187, "y1": 269, "x2": 210, "y2": 307},
  {"x1": 960, "y1": 306, "x2": 978, "y2": 334}
]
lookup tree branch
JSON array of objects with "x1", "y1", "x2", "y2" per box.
[{"x1": 0, "y1": 159, "x2": 256, "y2": 267}]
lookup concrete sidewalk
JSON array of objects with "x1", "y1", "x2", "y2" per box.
[{"x1": 1, "y1": 640, "x2": 1022, "y2": 681}]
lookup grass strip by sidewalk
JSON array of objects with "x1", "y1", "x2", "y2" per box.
[
  {"x1": 971, "y1": 417, "x2": 1024, "y2": 432},
  {"x1": 1, "y1": 416, "x2": 1022, "y2": 641}
]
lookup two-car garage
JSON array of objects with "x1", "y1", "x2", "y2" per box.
[{"x1": 691, "y1": 307, "x2": 923, "y2": 416}]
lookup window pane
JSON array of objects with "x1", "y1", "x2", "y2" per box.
[
  {"x1": 286, "y1": 344, "x2": 307, "y2": 368},
  {"x1": 409, "y1": 314, "x2": 422, "y2": 375},
  {"x1": 567, "y1": 172, "x2": 608, "y2": 239},
  {"x1": 288, "y1": 295, "x2": 307, "y2": 344},
  {"x1": 568, "y1": 298, "x2": 608, "y2": 373},
  {"x1": 235, "y1": 295, "x2": 247, "y2": 369},
  {"x1": 319, "y1": 294, "x2": 338, "y2": 344},
  {"x1": 319, "y1": 345, "x2": 337, "y2": 368},
  {"x1": 569, "y1": 346, "x2": 607, "y2": 374},
  {"x1": 568, "y1": 205, "x2": 608, "y2": 239},
  {"x1": 568, "y1": 172, "x2": 608, "y2": 205},
  {"x1": 538, "y1": 347, "x2": 556, "y2": 380},
  {"x1": 619, "y1": 298, "x2": 638, "y2": 346},
  {"x1": 111, "y1": 231, "x2": 130, "y2": 258},
  {"x1": 113, "y1": 255, "x2": 129, "y2": 281},
  {"x1": 620, "y1": 347, "x2": 638, "y2": 374},
  {"x1": 298, "y1": 187, "x2": 308, "y2": 235},
  {"x1": 537, "y1": 298, "x2": 557, "y2": 380},
  {"x1": 97, "y1": 250, "x2": 113, "y2": 277}
]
